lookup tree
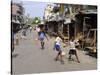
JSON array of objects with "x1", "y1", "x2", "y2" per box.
[{"x1": 32, "y1": 17, "x2": 41, "y2": 25}]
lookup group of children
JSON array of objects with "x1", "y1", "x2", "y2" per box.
[
  {"x1": 36, "y1": 26, "x2": 80, "y2": 64},
  {"x1": 53, "y1": 34, "x2": 80, "y2": 64}
]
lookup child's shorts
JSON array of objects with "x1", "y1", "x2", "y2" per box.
[
  {"x1": 55, "y1": 44, "x2": 61, "y2": 51},
  {"x1": 39, "y1": 37, "x2": 44, "y2": 41},
  {"x1": 69, "y1": 49, "x2": 76, "y2": 55}
]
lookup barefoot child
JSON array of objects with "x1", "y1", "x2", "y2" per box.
[
  {"x1": 53, "y1": 34, "x2": 64, "y2": 64},
  {"x1": 38, "y1": 27, "x2": 48, "y2": 49},
  {"x1": 68, "y1": 38, "x2": 80, "y2": 63}
]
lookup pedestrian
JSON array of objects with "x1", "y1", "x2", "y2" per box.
[
  {"x1": 36, "y1": 26, "x2": 40, "y2": 33},
  {"x1": 22, "y1": 28, "x2": 27, "y2": 39},
  {"x1": 15, "y1": 33, "x2": 19, "y2": 45},
  {"x1": 38, "y1": 27, "x2": 48, "y2": 49},
  {"x1": 23, "y1": 29, "x2": 25, "y2": 35},
  {"x1": 29, "y1": 26, "x2": 32, "y2": 33},
  {"x1": 68, "y1": 37, "x2": 80, "y2": 63},
  {"x1": 36, "y1": 26, "x2": 40, "y2": 39},
  {"x1": 53, "y1": 34, "x2": 64, "y2": 64}
]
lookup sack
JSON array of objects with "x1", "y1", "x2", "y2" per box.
[{"x1": 61, "y1": 51, "x2": 66, "y2": 56}]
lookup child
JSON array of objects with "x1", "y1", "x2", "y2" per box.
[
  {"x1": 36, "y1": 26, "x2": 40, "y2": 40},
  {"x1": 68, "y1": 38, "x2": 80, "y2": 63},
  {"x1": 29, "y1": 26, "x2": 32, "y2": 33},
  {"x1": 38, "y1": 27, "x2": 48, "y2": 49},
  {"x1": 53, "y1": 34, "x2": 64, "y2": 64}
]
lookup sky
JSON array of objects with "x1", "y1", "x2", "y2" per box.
[{"x1": 12, "y1": 0, "x2": 50, "y2": 19}]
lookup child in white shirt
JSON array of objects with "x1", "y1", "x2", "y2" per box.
[{"x1": 68, "y1": 38, "x2": 80, "y2": 63}]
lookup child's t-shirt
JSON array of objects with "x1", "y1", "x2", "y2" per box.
[
  {"x1": 55, "y1": 37, "x2": 62, "y2": 46},
  {"x1": 70, "y1": 41, "x2": 76, "y2": 50},
  {"x1": 39, "y1": 31, "x2": 46, "y2": 39}
]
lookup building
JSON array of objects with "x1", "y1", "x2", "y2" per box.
[
  {"x1": 61, "y1": 4, "x2": 97, "y2": 39},
  {"x1": 44, "y1": 4, "x2": 64, "y2": 36},
  {"x1": 11, "y1": 2, "x2": 25, "y2": 33},
  {"x1": 44, "y1": 3, "x2": 97, "y2": 41}
]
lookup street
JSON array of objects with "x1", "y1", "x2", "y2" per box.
[{"x1": 12, "y1": 29, "x2": 97, "y2": 74}]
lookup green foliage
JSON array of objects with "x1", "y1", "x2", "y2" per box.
[{"x1": 32, "y1": 17, "x2": 41, "y2": 25}]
